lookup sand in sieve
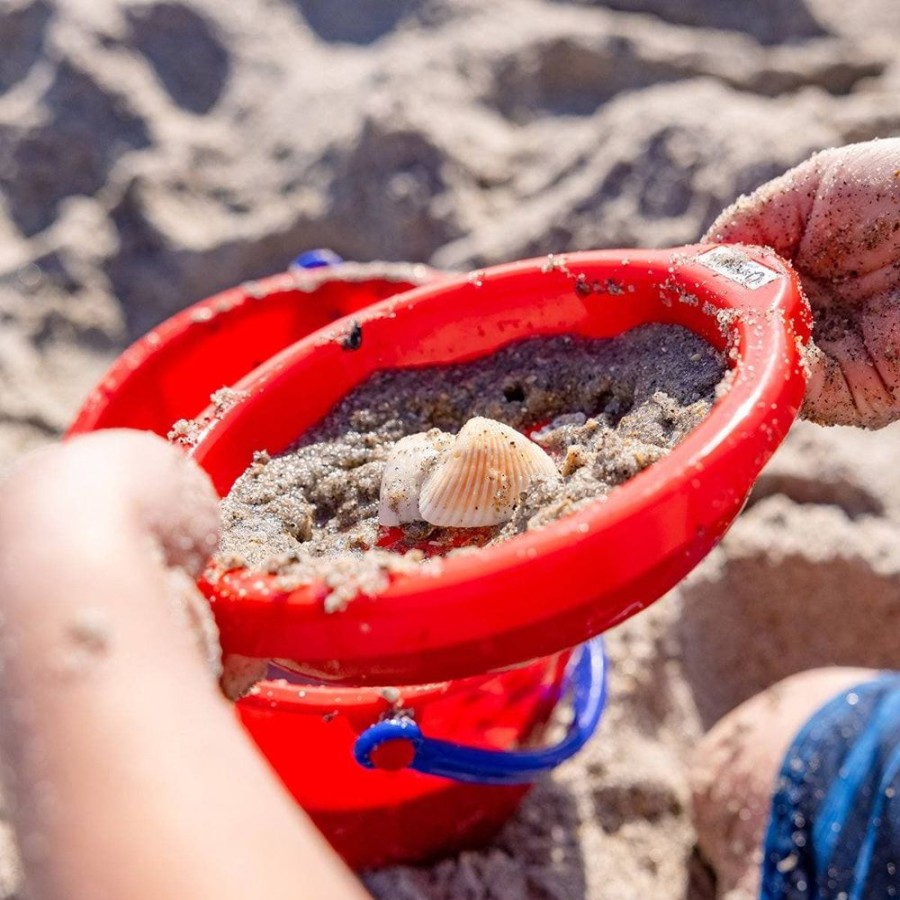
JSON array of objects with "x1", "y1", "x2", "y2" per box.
[{"x1": 216, "y1": 323, "x2": 726, "y2": 609}]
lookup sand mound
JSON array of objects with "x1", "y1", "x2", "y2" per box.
[{"x1": 3, "y1": 1, "x2": 900, "y2": 897}]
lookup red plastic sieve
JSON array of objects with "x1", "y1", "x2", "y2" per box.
[{"x1": 187, "y1": 243, "x2": 810, "y2": 686}]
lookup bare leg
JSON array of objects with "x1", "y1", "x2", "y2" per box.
[
  {"x1": 690, "y1": 667, "x2": 878, "y2": 899},
  {"x1": 0, "y1": 431, "x2": 368, "y2": 900}
]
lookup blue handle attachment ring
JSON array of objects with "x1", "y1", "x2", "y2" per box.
[
  {"x1": 292, "y1": 248, "x2": 344, "y2": 270},
  {"x1": 353, "y1": 638, "x2": 608, "y2": 785}
]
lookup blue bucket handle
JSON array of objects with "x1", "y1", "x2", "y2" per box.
[
  {"x1": 291, "y1": 248, "x2": 344, "y2": 270},
  {"x1": 353, "y1": 637, "x2": 608, "y2": 785}
]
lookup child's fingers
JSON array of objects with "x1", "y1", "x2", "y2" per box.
[
  {"x1": 705, "y1": 139, "x2": 900, "y2": 429},
  {"x1": 0, "y1": 430, "x2": 223, "y2": 678}
]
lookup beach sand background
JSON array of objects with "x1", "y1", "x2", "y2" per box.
[{"x1": 3, "y1": 1, "x2": 900, "y2": 896}]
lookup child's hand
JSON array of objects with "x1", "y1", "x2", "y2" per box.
[
  {"x1": 706, "y1": 139, "x2": 900, "y2": 429},
  {"x1": 0, "y1": 432, "x2": 366, "y2": 900}
]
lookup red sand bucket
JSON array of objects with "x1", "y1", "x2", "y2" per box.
[
  {"x1": 242, "y1": 640, "x2": 606, "y2": 869},
  {"x1": 188, "y1": 244, "x2": 811, "y2": 686},
  {"x1": 67, "y1": 257, "x2": 609, "y2": 869}
]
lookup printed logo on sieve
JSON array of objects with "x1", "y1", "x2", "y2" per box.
[{"x1": 694, "y1": 247, "x2": 780, "y2": 290}]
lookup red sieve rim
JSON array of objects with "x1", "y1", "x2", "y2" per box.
[{"x1": 191, "y1": 244, "x2": 811, "y2": 685}]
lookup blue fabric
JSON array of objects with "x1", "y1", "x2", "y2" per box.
[{"x1": 761, "y1": 673, "x2": 900, "y2": 899}]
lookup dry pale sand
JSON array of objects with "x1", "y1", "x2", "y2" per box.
[{"x1": 3, "y1": 1, "x2": 900, "y2": 897}]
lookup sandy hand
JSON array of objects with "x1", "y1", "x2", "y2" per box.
[
  {"x1": 0, "y1": 431, "x2": 260, "y2": 698},
  {"x1": 705, "y1": 140, "x2": 900, "y2": 429},
  {"x1": 0, "y1": 432, "x2": 365, "y2": 900}
]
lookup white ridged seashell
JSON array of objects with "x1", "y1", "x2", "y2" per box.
[
  {"x1": 418, "y1": 417, "x2": 559, "y2": 527},
  {"x1": 378, "y1": 430, "x2": 454, "y2": 526}
]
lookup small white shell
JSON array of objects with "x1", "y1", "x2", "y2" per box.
[
  {"x1": 418, "y1": 417, "x2": 559, "y2": 527},
  {"x1": 378, "y1": 430, "x2": 454, "y2": 525}
]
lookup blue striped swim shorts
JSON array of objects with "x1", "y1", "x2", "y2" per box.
[{"x1": 761, "y1": 673, "x2": 900, "y2": 899}]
